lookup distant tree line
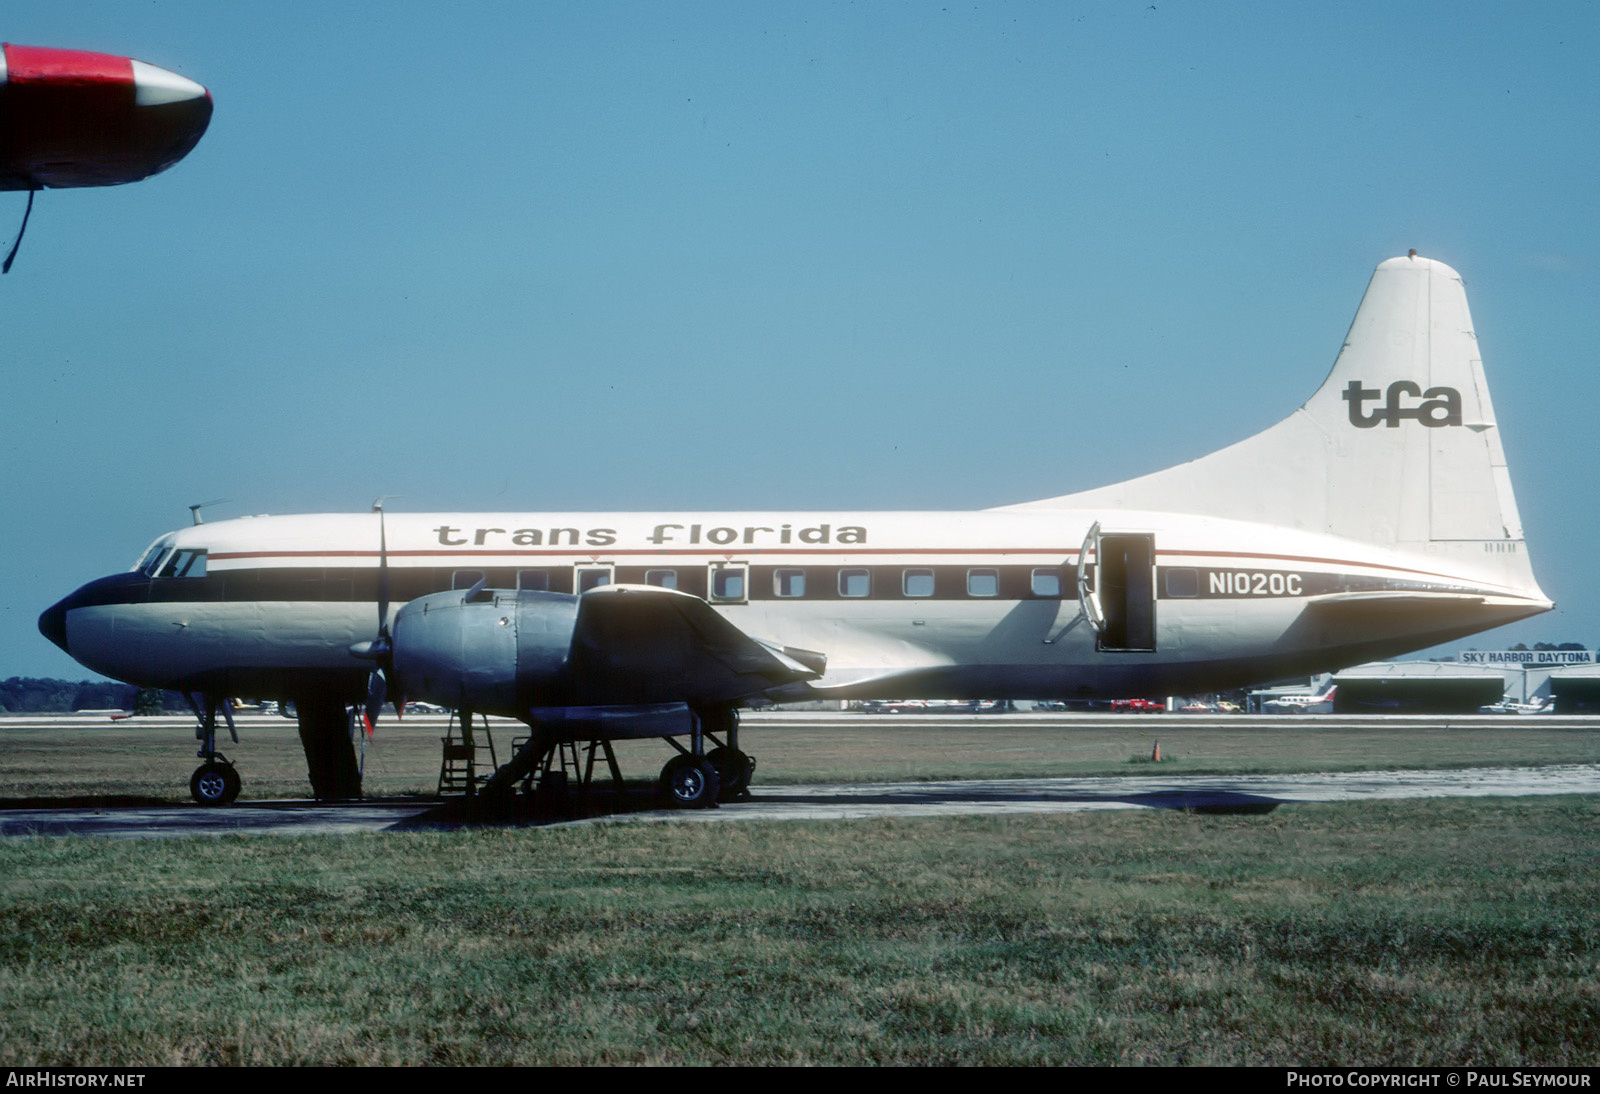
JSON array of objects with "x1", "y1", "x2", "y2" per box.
[{"x1": 0, "y1": 678, "x2": 186, "y2": 714}]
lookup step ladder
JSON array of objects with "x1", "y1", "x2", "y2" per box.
[
  {"x1": 505, "y1": 735, "x2": 624, "y2": 797},
  {"x1": 437, "y1": 712, "x2": 498, "y2": 796}
]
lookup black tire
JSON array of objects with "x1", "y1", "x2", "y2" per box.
[
  {"x1": 706, "y1": 746, "x2": 754, "y2": 802},
  {"x1": 190, "y1": 762, "x2": 241, "y2": 806},
  {"x1": 659, "y1": 754, "x2": 721, "y2": 809}
]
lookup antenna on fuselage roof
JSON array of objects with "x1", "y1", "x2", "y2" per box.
[{"x1": 187, "y1": 499, "x2": 229, "y2": 525}]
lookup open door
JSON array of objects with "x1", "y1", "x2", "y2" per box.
[
  {"x1": 1078, "y1": 522, "x2": 1104, "y2": 636},
  {"x1": 1080, "y1": 524, "x2": 1156, "y2": 652}
]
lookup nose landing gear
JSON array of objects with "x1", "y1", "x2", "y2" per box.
[{"x1": 185, "y1": 692, "x2": 241, "y2": 806}]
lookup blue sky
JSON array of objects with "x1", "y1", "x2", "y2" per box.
[{"x1": 4, "y1": 2, "x2": 1597, "y2": 678}]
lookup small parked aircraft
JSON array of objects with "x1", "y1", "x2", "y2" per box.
[{"x1": 1261, "y1": 683, "x2": 1339, "y2": 715}]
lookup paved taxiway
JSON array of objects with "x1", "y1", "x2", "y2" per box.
[{"x1": 4, "y1": 763, "x2": 1597, "y2": 839}]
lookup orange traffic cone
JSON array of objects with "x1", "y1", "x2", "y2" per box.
[{"x1": 1151, "y1": 739, "x2": 1162, "y2": 762}]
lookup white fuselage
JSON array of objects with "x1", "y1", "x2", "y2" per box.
[{"x1": 47, "y1": 507, "x2": 1550, "y2": 703}]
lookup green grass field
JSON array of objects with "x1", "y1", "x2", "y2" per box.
[
  {"x1": 2, "y1": 715, "x2": 1597, "y2": 1065},
  {"x1": 1, "y1": 797, "x2": 1596, "y2": 1065}
]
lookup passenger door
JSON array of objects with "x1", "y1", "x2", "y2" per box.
[{"x1": 1080, "y1": 524, "x2": 1157, "y2": 651}]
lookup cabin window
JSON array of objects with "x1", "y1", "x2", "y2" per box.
[
  {"x1": 517, "y1": 569, "x2": 549, "y2": 592},
  {"x1": 158, "y1": 549, "x2": 207, "y2": 578},
  {"x1": 774, "y1": 568, "x2": 806, "y2": 597},
  {"x1": 967, "y1": 568, "x2": 999, "y2": 597},
  {"x1": 1165, "y1": 568, "x2": 1199, "y2": 598},
  {"x1": 710, "y1": 567, "x2": 745, "y2": 602},
  {"x1": 1031, "y1": 568, "x2": 1063, "y2": 597},
  {"x1": 646, "y1": 569, "x2": 678, "y2": 590},
  {"x1": 839, "y1": 568, "x2": 870, "y2": 597},
  {"x1": 452, "y1": 570, "x2": 485, "y2": 591},
  {"x1": 577, "y1": 568, "x2": 611, "y2": 592},
  {"x1": 903, "y1": 569, "x2": 935, "y2": 597}
]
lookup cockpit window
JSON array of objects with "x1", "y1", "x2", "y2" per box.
[
  {"x1": 157, "y1": 549, "x2": 207, "y2": 578},
  {"x1": 134, "y1": 537, "x2": 176, "y2": 576}
]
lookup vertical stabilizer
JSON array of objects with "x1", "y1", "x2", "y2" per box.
[{"x1": 1004, "y1": 255, "x2": 1541, "y2": 593}]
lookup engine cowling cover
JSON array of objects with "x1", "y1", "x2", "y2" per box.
[{"x1": 392, "y1": 589, "x2": 578, "y2": 717}]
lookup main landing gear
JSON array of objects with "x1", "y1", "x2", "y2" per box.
[
  {"x1": 659, "y1": 753, "x2": 721, "y2": 808},
  {"x1": 656, "y1": 707, "x2": 755, "y2": 809},
  {"x1": 185, "y1": 692, "x2": 241, "y2": 806},
  {"x1": 468, "y1": 705, "x2": 756, "y2": 814}
]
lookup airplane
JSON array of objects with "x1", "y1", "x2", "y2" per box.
[
  {"x1": 1, "y1": 42, "x2": 212, "y2": 268},
  {"x1": 1260, "y1": 682, "x2": 1338, "y2": 715},
  {"x1": 1479, "y1": 695, "x2": 1553, "y2": 716},
  {"x1": 38, "y1": 253, "x2": 1553, "y2": 807}
]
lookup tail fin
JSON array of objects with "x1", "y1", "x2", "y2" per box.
[{"x1": 1006, "y1": 254, "x2": 1542, "y2": 594}]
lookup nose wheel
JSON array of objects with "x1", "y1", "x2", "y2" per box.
[
  {"x1": 190, "y1": 760, "x2": 241, "y2": 806},
  {"x1": 185, "y1": 691, "x2": 243, "y2": 805}
]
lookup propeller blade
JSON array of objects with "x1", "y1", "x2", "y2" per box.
[
  {"x1": 362, "y1": 670, "x2": 385, "y2": 736},
  {"x1": 364, "y1": 497, "x2": 406, "y2": 731},
  {"x1": 375, "y1": 502, "x2": 391, "y2": 640}
]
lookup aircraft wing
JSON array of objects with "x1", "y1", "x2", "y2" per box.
[{"x1": 564, "y1": 585, "x2": 824, "y2": 707}]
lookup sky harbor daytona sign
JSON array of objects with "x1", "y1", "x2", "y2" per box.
[{"x1": 1459, "y1": 650, "x2": 1595, "y2": 666}]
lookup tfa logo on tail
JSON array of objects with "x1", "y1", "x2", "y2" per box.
[{"x1": 1342, "y1": 381, "x2": 1462, "y2": 428}]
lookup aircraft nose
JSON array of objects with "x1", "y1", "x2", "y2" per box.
[{"x1": 38, "y1": 597, "x2": 70, "y2": 654}]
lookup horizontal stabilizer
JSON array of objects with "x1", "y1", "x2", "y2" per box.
[
  {"x1": 1301, "y1": 589, "x2": 1551, "y2": 646},
  {"x1": 1306, "y1": 591, "x2": 1486, "y2": 614}
]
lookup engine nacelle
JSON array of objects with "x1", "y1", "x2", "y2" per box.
[
  {"x1": 389, "y1": 580, "x2": 821, "y2": 722},
  {"x1": 392, "y1": 588, "x2": 578, "y2": 717}
]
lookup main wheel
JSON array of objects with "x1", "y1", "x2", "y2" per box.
[
  {"x1": 190, "y1": 762, "x2": 241, "y2": 806},
  {"x1": 706, "y1": 746, "x2": 754, "y2": 802},
  {"x1": 659, "y1": 755, "x2": 721, "y2": 809}
]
